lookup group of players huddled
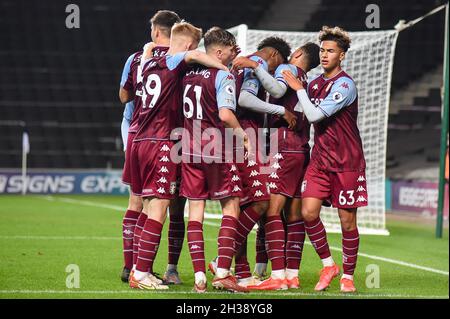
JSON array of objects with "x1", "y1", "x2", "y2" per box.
[{"x1": 118, "y1": 10, "x2": 368, "y2": 294}]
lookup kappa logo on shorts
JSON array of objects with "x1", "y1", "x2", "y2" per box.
[
  {"x1": 271, "y1": 162, "x2": 281, "y2": 169},
  {"x1": 252, "y1": 180, "x2": 262, "y2": 187},
  {"x1": 160, "y1": 156, "x2": 169, "y2": 163},
  {"x1": 357, "y1": 185, "x2": 366, "y2": 192},
  {"x1": 157, "y1": 177, "x2": 168, "y2": 184},
  {"x1": 269, "y1": 172, "x2": 279, "y2": 179},
  {"x1": 254, "y1": 190, "x2": 264, "y2": 197},
  {"x1": 247, "y1": 160, "x2": 257, "y2": 167},
  {"x1": 157, "y1": 187, "x2": 166, "y2": 194},
  {"x1": 268, "y1": 182, "x2": 277, "y2": 189},
  {"x1": 160, "y1": 145, "x2": 170, "y2": 152},
  {"x1": 231, "y1": 175, "x2": 240, "y2": 182},
  {"x1": 232, "y1": 185, "x2": 241, "y2": 192},
  {"x1": 230, "y1": 165, "x2": 237, "y2": 172},
  {"x1": 273, "y1": 153, "x2": 283, "y2": 160},
  {"x1": 159, "y1": 166, "x2": 169, "y2": 173},
  {"x1": 169, "y1": 182, "x2": 177, "y2": 195},
  {"x1": 301, "y1": 180, "x2": 307, "y2": 193},
  {"x1": 356, "y1": 195, "x2": 367, "y2": 202},
  {"x1": 357, "y1": 175, "x2": 366, "y2": 182},
  {"x1": 249, "y1": 170, "x2": 259, "y2": 177}
]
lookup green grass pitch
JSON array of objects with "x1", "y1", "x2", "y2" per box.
[{"x1": 0, "y1": 195, "x2": 448, "y2": 299}]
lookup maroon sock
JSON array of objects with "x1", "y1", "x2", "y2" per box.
[
  {"x1": 122, "y1": 210, "x2": 141, "y2": 269},
  {"x1": 187, "y1": 221, "x2": 205, "y2": 274},
  {"x1": 217, "y1": 215, "x2": 238, "y2": 270},
  {"x1": 256, "y1": 218, "x2": 268, "y2": 263},
  {"x1": 168, "y1": 211, "x2": 185, "y2": 265},
  {"x1": 234, "y1": 206, "x2": 261, "y2": 253},
  {"x1": 265, "y1": 215, "x2": 286, "y2": 271},
  {"x1": 133, "y1": 213, "x2": 147, "y2": 265},
  {"x1": 286, "y1": 220, "x2": 305, "y2": 270},
  {"x1": 342, "y1": 228, "x2": 360, "y2": 276},
  {"x1": 135, "y1": 218, "x2": 162, "y2": 273},
  {"x1": 234, "y1": 239, "x2": 251, "y2": 279},
  {"x1": 305, "y1": 217, "x2": 331, "y2": 260}
]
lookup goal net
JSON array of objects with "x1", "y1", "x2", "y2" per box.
[{"x1": 197, "y1": 25, "x2": 399, "y2": 235}]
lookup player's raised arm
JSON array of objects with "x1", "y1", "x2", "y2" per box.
[
  {"x1": 232, "y1": 56, "x2": 287, "y2": 98},
  {"x1": 282, "y1": 70, "x2": 357, "y2": 123}
]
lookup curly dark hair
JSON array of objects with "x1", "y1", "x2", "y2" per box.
[{"x1": 257, "y1": 36, "x2": 291, "y2": 63}]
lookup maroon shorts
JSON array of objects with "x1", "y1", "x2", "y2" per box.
[
  {"x1": 267, "y1": 151, "x2": 309, "y2": 198},
  {"x1": 130, "y1": 140, "x2": 177, "y2": 199},
  {"x1": 301, "y1": 160, "x2": 368, "y2": 209},
  {"x1": 237, "y1": 155, "x2": 270, "y2": 207},
  {"x1": 180, "y1": 161, "x2": 243, "y2": 200},
  {"x1": 121, "y1": 131, "x2": 136, "y2": 186}
]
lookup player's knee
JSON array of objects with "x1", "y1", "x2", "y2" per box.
[
  {"x1": 301, "y1": 206, "x2": 319, "y2": 222},
  {"x1": 128, "y1": 195, "x2": 143, "y2": 212}
]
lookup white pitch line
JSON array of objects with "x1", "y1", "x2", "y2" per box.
[
  {"x1": 0, "y1": 290, "x2": 447, "y2": 299},
  {"x1": 32, "y1": 196, "x2": 449, "y2": 277}
]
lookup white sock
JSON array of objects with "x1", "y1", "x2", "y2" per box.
[
  {"x1": 254, "y1": 263, "x2": 267, "y2": 275},
  {"x1": 271, "y1": 269, "x2": 286, "y2": 280},
  {"x1": 133, "y1": 270, "x2": 148, "y2": 281},
  {"x1": 285, "y1": 268, "x2": 298, "y2": 280},
  {"x1": 167, "y1": 264, "x2": 177, "y2": 271},
  {"x1": 194, "y1": 271, "x2": 206, "y2": 284},
  {"x1": 342, "y1": 274, "x2": 353, "y2": 280},
  {"x1": 216, "y1": 267, "x2": 230, "y2": 279},
  {"x1": 321, "y1": 256, "x2": 335, "y2": 267}
]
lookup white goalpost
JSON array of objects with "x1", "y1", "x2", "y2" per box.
[{"x1": 198, "y1": 25, "x2": 399, "y2": 236}]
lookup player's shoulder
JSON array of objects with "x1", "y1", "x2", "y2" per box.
[
  {"x1": 249, "y1": 54, "x2": 268, "y2": 68},
  {"x1": 334, "y1": 74, "x2": 356, "y2": 91},
  {"x1": 217, "y1": 70, "x2": 235, "y2": 80}
]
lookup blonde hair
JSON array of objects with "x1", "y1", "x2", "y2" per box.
[
  {"x1": 171, "y1": 21, "x2": 203, "y2": 44},
  {"x1": 318, "y1": 26, "x2": 351, "y2": 52}
]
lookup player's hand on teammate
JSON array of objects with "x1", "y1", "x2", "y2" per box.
[
  {"x1": 230, "y1": 44, "x2": 242, "y2": 60},
  {"x1": 143, "y1": 42, "x2": 157, "y2": 60},
  {"x1": 231, "y1": 56, "x2": 258, "y2": 71},
  {"x1": 281, "y1": 70, "x2": 304, "y2": 91},
  {"x1": 283, "y1": 109, "x2": 297, "y2": 129}
]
